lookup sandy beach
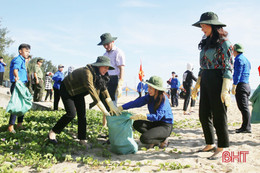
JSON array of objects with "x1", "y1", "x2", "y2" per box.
[{"x1": 10, "y1": 93, "x2": 260, "y2": 173}]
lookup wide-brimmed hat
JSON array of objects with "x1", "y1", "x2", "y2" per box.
[
  {"x1": 145, "y1": 76, "x2": 166, "y2": 92},
  {"x1": 92, "y1": 56, "x2": 114, "y2": 70},
  {"x1": 233, "y1": 43, "x2": 244, "y2": 53},
  {"x1": 97, "y1": 33, "x2": 117, "y2": 45},
  {"x1": 192, "y1": 12, "x2": 226, "y2": 28}
]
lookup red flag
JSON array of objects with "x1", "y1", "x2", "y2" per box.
[
  {"x1": 138, "y1": 60, "x2": 144, "y2": 81},
  {"x1": 258, "y1": 66, "x2": 260, "y2": 76}
]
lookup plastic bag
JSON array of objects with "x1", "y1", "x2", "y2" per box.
[
  {"x1": 6, "y1": 81, "x2": 33, "y2": 116},
  {"x1": 106, "y1": 112, "x2": 138, "y2": 154}
]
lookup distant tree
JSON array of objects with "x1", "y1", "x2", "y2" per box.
[
  {"x1": 0, "y1": 20, "x2": 14, "y2": 55},
  {"x1": 0, "y1": 20, "x2": 14, "y2": 81}
]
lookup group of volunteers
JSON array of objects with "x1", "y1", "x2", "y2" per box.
[{"x1": 4, "y1": 11, "x2": 259, "y2": 160}]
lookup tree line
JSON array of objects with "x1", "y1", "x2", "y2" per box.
[{"x1": 0, "y1": 20, "x2": 58, "y2": 83}]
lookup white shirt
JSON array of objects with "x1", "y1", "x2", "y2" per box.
[{"x1": 104, "y1": 46, "x2": 125, "y2": 76}]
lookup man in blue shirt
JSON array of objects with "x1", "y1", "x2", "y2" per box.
[
  {"x1": 52, "y1": 64, "x2": 64, "y2": 110},
  {"x1": 8, "y1": 43, "x2": 31, "y2": 133},
  {"x1": 137, "y1": 80, "x2": 144, "y2": 98},
  {"x1": 0, "y1": 56, "x2": 7, "y2": 86},
  {"x1": 232, "y1": 43, "x2": 251, "y2": 133},
  {"x1": 167, "y1": 72, "x2": 180, "y2": 107}
]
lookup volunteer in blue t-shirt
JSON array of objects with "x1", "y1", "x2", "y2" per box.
[{"x1": 119, "y1": 76, "x2": 173, "y2": 149}]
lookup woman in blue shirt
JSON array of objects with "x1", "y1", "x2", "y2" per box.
[{"x1": 119, "y1": 76, "x2": 173, "y2": 149}]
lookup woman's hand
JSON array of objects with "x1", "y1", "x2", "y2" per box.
[{"x1": 105, "y1": 98, "x2": 122, "y2": 116}]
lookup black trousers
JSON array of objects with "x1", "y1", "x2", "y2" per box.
[
  {"x1": 133, "y1": 120, "x2": 172, "y2": 145},
  {"x1": 0, "y1": 72, "x2": 4, "y2": 86},
  {"x1": 170, "y1": 88, "x2": 178, "y2": 106},
  {"x1": 52, "y1": 83, "x2": 86, "y2": 140},
  {"x1": 199, "y1": 70, "x2": 229, "y2": 148},
  {"x1": 183, "y1": 87, "x2": 191, "y2": 111},
  {"x1": 107, "y1": 75, "x2": 118, "y2": 102},
  {"x1": 53, "y1": 87, "x2": 61, "y2": 110},
  {"x1": 45, "y1": 89, "x2": 53, "y2": 101},
  {"x1": 138, "y1": 91, "x2": 142, "y2": 98},
  {"x1": 235, "y1": 83, "x2": 251, "y2": 130}
]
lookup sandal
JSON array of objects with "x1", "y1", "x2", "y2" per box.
[{"x1": 159, "y1": 138, "x2": 169, "y2": 149}]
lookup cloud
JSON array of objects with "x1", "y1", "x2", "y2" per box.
[{"x1": 120, "y1": 0, "x2": 158, "y2": 8}]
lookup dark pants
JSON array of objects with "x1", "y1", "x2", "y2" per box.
[
  {"x1": 199, "y1": 70, "x2": 229, "y2": 148},
  {"x1": 52, "y1": 83, "x2": 86, "y2": 140},
  {"x1": 183, "y1": 87, "x2": 191, "y2": 111},
  {"x1": 33, "y1": 79, "x2": 44, "y2": 102},
  {"x1": 8, "y1": 82, "x2": 24, "y2": 125},
  {"x1": 170, "y1": 88, "x2": 178, "y2": 106},
  {"x1": 133, "y1": 120, "x2": 172, "y2": 145},
  {"x1": 26, "y1": 80, "x2": 34, "y2": 94},
  {"x1": 53, "y1": 87, "x2": 61, "y2": 110},
  {"x1": 138, "y1": 92, "x2": 142, "y2": 98},
  {"x1": 235, "y1": 83, "x2": 251, "y2": 131},
  {"x1": 191, "y1": 98, "x2": 196, "y2": 107},
  {"x1": 45, "y1": 89, "x2": 53, "y2": 101},
  {"x1": 107, "y1": 75, "x2": 118, "y2": 103},
  {"x1": 0, "y1": 72, "x2": 4, "y2": 86}
]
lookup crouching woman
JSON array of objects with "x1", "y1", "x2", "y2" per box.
[
  {"x1": 48, "y1": 56, "x2": 121, "y2": 145},
  {"x1": 119, "y1": 76, "x2": 173, "y2": 148}
]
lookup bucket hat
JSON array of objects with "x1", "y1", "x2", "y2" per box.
[
  {"x1": 192, "y1": 12, "x2": 226, "y2": 28},
  {"x1": 92, "y1": 56, "x2": 114, "y2": 70},
  {"x1": 145, "y1": 76, "x2": 166, "y2": 92},
  {"x1": 233, "y1": 43, "x2": 244, "y2": 53},
  {"x1": 97, "y1": 33, "x2": 117, "y2": 45}
]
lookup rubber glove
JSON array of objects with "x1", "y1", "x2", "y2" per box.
[
  {"x1": 221, "y1": 78, "x2": 231, "y2": 107},
  {"x1": 105, "y1": 98, "x2": 121, "y2": 116},
  {"x1": 130, "y1": 114, "x2": 147, "y2": 121},
  {"x1": 116, "y1": 79, "x2": 123, "y2": 98},
  {"x1": 96, "y1": 101, "x2": 110, "y2": 116},
  {"x1": 191, "y1": 76, "x2": 201, "y2": 100},
  {"x1": 118, "y1": 106, "x2": 124, "y2": 112},
  {"x1": 231, "y1": 84, "x2": 237, "y2": 95}
]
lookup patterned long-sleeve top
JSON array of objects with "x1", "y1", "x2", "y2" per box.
[{"x1": 198, "y1": 39, "x2": 233, "y2": 79}]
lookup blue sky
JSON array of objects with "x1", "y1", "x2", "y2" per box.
[{"x1": 1, "y1": 0, "x2": 260, "y2": 89}]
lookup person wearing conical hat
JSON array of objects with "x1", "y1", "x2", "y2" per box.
[
  {"x1": 119, "y1": 76, "x2": 173, "y2": 149},
  {"x1": 191, "y1": 12, "x2": 233, "y2": 160},
  {"x1": 98, "y1": 33, "x2": 125, "y2": 106}
]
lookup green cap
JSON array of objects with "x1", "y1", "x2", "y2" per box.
[
  {"x1": 145, "y1": 76, "x2": 166, "y2": 91},
  {"x1": 233, "y1": 43, "x2": 244, "y2": 53},
  {"x1": 92, "y1": 56, "x2": 114, "y2": 70},
  {"x1": 97, "y1": 33, "x2": 117, "y2": 45},
  {"x1": 37, "y1": 59, "x2": 44, "y2": 63},
  {"x1": 192, "y1": 12, "x2": 226, "y2": 28}
]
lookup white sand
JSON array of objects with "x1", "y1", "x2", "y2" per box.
[{"x1": 13, "y1": 94, "x2": 260, "y2": 172}]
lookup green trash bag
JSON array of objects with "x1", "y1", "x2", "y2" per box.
[
  {"x1": 6, "y1": 81, "x2": 33, "y2": 116},
  {"x1": 106, "y1": 112, "x2": 138, "y2": 155}
]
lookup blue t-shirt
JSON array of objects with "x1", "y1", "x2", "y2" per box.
[
  {"x1": 0, "y1": 62, "x2": 6, "y2": 72},
  {"x1": 233, "y1": 53, "x2": 251, "y2": 85},
  {"x1": 137, "y1": 82, "x2": 144, "y2": 92},
  {"x1": 143, "y1": 84, "x2": 148, "y2": 92},
  {"x1": 169, "y1": 78, "x2": 180, "y2": 89},
  {"x1": 9, "y1": 55, "x2": 28, "y2": 83},
  {"x1": 122, "y1": 94, "x2": 173, "y2": 124},
  {"x1": 52, "y1": 70, "x2": 64, "y2": 89}
]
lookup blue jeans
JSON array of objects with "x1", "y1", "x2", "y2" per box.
[{"x1": 8, "y1": 82, "x2": 24, "y2": 125}]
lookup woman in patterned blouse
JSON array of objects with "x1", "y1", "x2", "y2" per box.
[{"x1": 191, "y1": 12, "x2": 233, "y2": 160}]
